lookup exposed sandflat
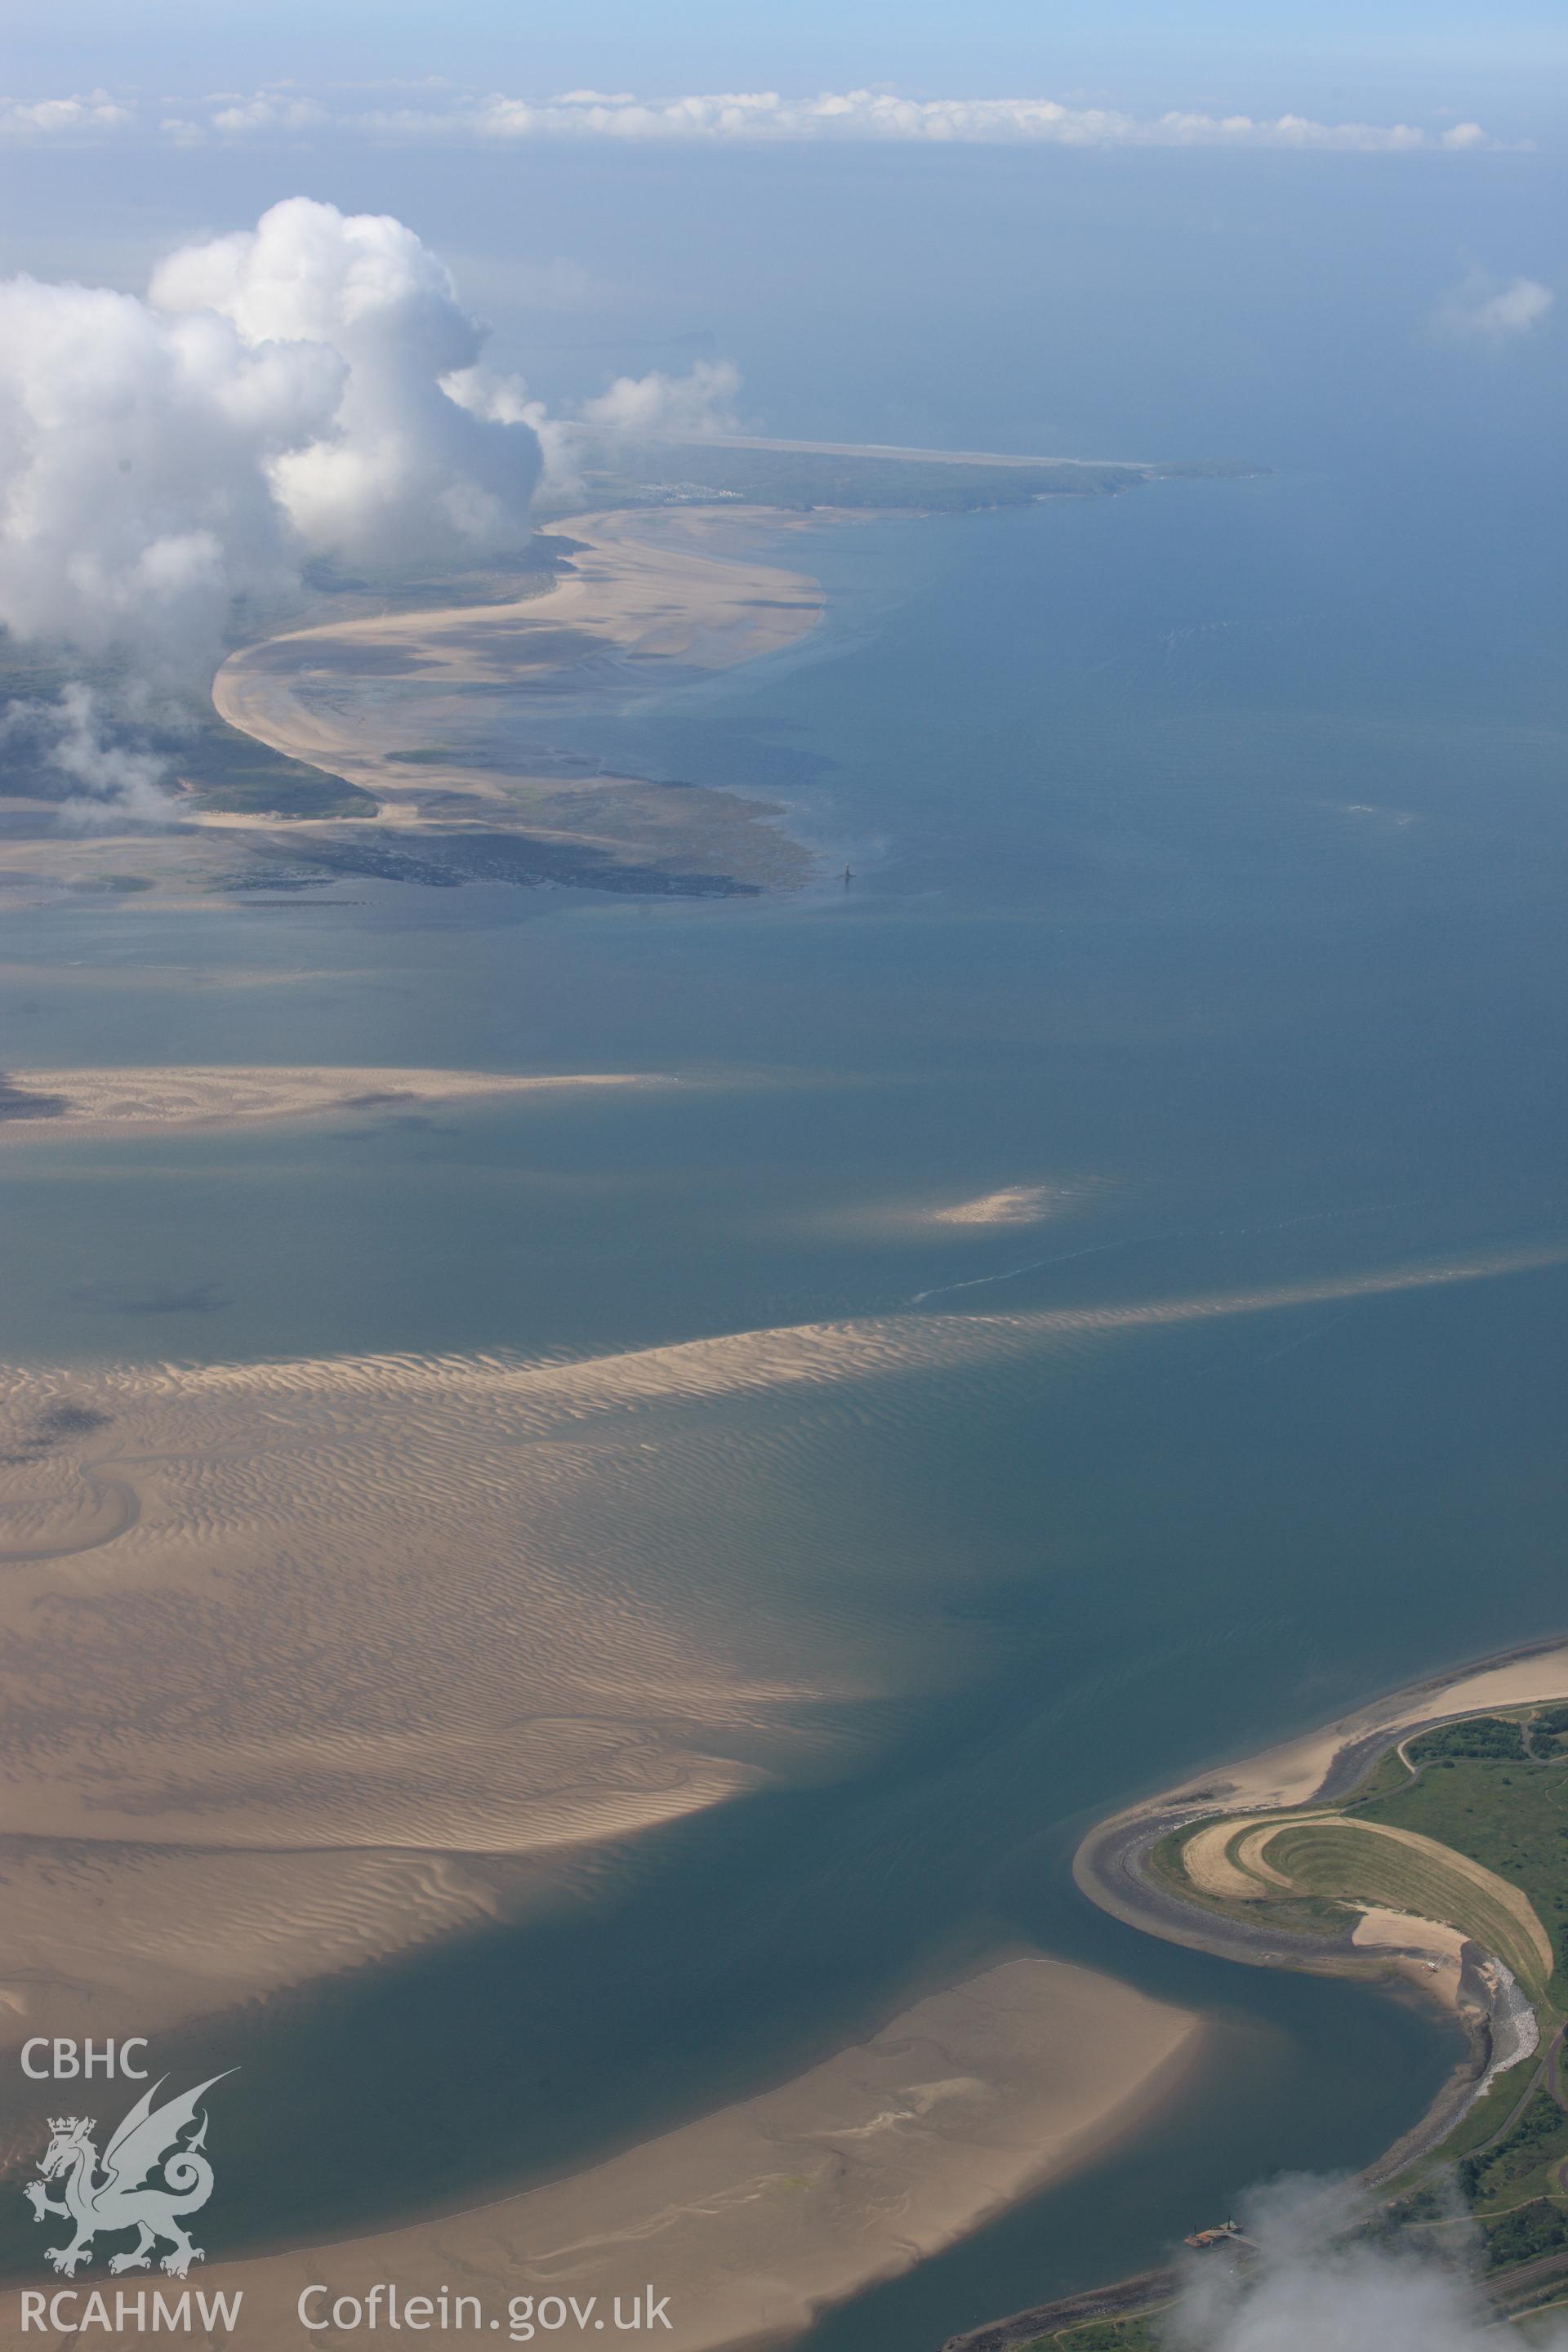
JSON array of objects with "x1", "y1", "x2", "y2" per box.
[
  {"x1": 0, "y1": 1957, "x2": 1199, "y2": 2351},
  {"x1": 932, "y1": 1184, "x2": 1063, "y2": 1227},
  {"x1": 0, "y1": 1242, "x2": 1558, "y2": 2335},
  {"x1": 0, "y1": 1064, "x2": 655, "y2": 1140},
  {"x1": 0, "y1": 1240, "x2": 1558, "y2": 2056}
]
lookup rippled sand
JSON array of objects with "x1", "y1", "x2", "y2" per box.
[
  {"x1": 0, "y1": 1238, "x2": 1558, "y2": 2055},
  {"x1": 1, "y1": 1239, "x2": 1561, "y2": 2341}
]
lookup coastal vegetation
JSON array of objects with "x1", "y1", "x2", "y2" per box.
[
  {"x1": 171, "y1": 718, "x2": 377, "y2": 818},
  {"x1": 571, "y1": 439, "x2": 1255, "y2": 514},
  {"x1": 1163, "y1": 1709, "x2": 1568, "y2": 2003},
  {"x1": 1025, "y1": 2321, "x2": 1157, "y2": 2351},
  {"x1": 1354, "y1": 1733, "x2": 1568, "y2": 1980},
  {"x1": 1005, "y1": 1682, "x2": 1568, "y2": 2352}
]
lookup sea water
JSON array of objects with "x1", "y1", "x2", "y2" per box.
[{"x1": 2, "y1": 447, "x2": 1565, "y2": 2322}]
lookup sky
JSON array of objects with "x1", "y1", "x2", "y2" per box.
[
  {"x1": 0, "y1": 0, "x2": 1559, "y2": 817},
  {"x1": 3, "y1": 0, "x2": 1567, "y2": 136}
]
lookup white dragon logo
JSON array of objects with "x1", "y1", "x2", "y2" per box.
[{"x1": 24, "y1": 2073, "x2": 234, "y2": 2278}]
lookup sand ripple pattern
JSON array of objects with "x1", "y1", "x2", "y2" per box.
[{"x1": 0, "y1": 1236, "x2": 1558, "y2": 2046}]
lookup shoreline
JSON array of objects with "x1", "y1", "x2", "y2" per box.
[
  {"x1": 206, "y1": 506, "x2": 827, "y2": 896},
  {"x1": 1074, "y1": 1631, "x2": 1568, "y2": 2118},
  {"x1": 926, "y1": 1638, "x2": 1568, "y2": 2352},
  {"x1": 1076, "y1": 1627, "x2": 1568, "y2": 1921}
]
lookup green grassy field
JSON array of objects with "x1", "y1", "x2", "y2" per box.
[
  {"x1": 1355, "y1": 1722, "x2": 1568, "y2": 1980},
  {"x1": 1172, "y1": 1710, "x2": 1568, "y2": 2001},
  {"x1": 1257, "y1": 1814, "x2": 1551, "y2": 1996},
  {"x1": 1025, "y1": 2319, "x2": 1158, "y2": 2352}
]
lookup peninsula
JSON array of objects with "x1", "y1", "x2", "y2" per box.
[
  {"x1": 0, "y1": 436, "x2": 1254, "y2": 909},
  {"x1": 945, "y1": 1638, "x2": 1568, "y2": 2351}
]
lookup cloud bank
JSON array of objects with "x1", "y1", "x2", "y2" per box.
[
  {"x1": 580, "y1": 358, "x2": 742, "y2": 438},
  {"x1": 0, "y1": 86, "x2": 1494, "y2": 154}
]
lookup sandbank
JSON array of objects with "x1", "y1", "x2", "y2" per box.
[
  {"x1": 0, "y1": 1957, "x2": 1200, "y2": 2351},
  {"x1": 0, "y1": 1064, "x2": 656, "y2": 1141},
  {"x1": 1, "y1": 1240, "x2": 1561, "y2": 2051},
  {"x1": 932, "y1": 1185, "x2": 1063, "y2": 1227},
  {"x1": 0, "y1": 1240, "x2": 1559, "y2": 2335}
]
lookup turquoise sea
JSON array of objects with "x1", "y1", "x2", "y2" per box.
[{"x1": 4, "y1": 439, "x2": 1567, "y2": 2335}]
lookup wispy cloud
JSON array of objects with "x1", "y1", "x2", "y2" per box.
[
  {"x1": 0, "y1": 90, "x2": 133, "y2": 137},
  {"x1": 1168, "y1": 2173, "x2": 1508, "y2": 2352},
  {"x1": 0, "y1": 85, "x2": 1496, "y2": 154},
  {"x1": 1436, "y1": 263, "x2": 1556, "y2": 341}
]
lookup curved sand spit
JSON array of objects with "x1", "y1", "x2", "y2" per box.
[
  {"x1": 1075, "y1": 1632, "x2": 1568, "y2": 2032},
  {"x1": 209, "y1": 508, "x2": 825, "y2": 890}
]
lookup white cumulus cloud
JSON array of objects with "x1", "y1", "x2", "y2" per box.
[
  {"x1": 207, "y1": 95, "x2": 332, "y2": 136},
  {"x1": 0, "y1": 685, "x2": 182, "y2": 829},
  {"x1": 445, "y1": 89, "x2": 1490, "y2": 153},
  {"x1": 0, "y1": 270, "x2": 336, "y2": 672},
  {"x1": 149, "y1": 198, "x2": 541, "y2": 571},
  {"x1": 0, "y1": 197, "x2": 541, "y2": 681},
  {"x1": 444, "y1": 356, "x2": 746, "y2": 500},
  {"x1": 579, "y1": 359, "x2": 742, "y2": 438},
  {"x1": 0, "y1": 91, "x2": 133, "y2": 138},
  {"x1": 0, "y1": 198, "x2": 543, "y2": 821}
]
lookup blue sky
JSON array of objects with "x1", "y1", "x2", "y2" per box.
[{"x1": 8, "y1": 0, "x2": 1567, "y2": 122}]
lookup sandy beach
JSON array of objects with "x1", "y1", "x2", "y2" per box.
[
  {"x1": 207, "y1": 508, "x2": 824, "y2": 891},
  {"x1": 0, "y1": 508, "x2": 826, "y2": 906},
  {"x1": 1155, "y1": 1640, "x2": 1568, "y2": 1822}
]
